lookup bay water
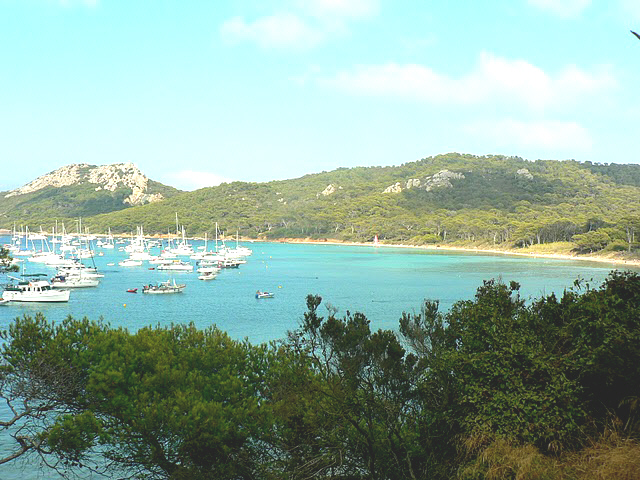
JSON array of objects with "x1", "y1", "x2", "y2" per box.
[{"x1": 0, "y1": 238, "x2": 630, "y2": 478}]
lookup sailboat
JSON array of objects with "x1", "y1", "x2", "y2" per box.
[{"x1": 169, "y1": 214, "x2": 195, "y2": 256}]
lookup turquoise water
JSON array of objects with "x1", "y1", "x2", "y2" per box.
[
  {"x1": 0, "y1": 239, "x2": 631, "y2": 478},
  {"x1": 0, "y1": 240, "x2": 629, "y2": 344}
]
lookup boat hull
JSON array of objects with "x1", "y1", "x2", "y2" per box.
[
  {"x1": 2, "y1": 290, "x2": 70, "y2": 302},
  {"x1": 142, "y1": 287, "x2": 185, "y2": 294}
]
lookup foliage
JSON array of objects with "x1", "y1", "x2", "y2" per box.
[
  {"x1": 0, "y1": 317, "x2": 280, "y2": 479},
  {"x1": 0, "y1": 180, "x2": 180, "y2": 229},
  {"x1": 0, "y1": 247, "x2": 18, "y2": 272},
  {"x1": 2, "y1": 272, "x2": 640, "y2": 478}
]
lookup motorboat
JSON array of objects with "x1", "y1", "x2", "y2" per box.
[
  {"x1": 156, "y1": 260, "x2": 193, "y2": 272},
  {"x1": 198, "y1": 271, "x2": 217, "y2": 280},
  {"x1": 142, "y1": 280, "x2": 186, "y2": 294},
  {"x1": 218, "y1": 259, "x2": 242, "y2": 269},
  {"x1": 255, "y1": 291, "x2": 274, "y2": 299},
  {"x1": 2, "y1": 279, "x2": 70, "y2": 303},
  {"x1": 196, "y1": 265, "x2": 220, "y2": 274}
]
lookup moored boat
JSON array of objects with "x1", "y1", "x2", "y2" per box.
[
  {"x1": 156, "y1": 260, "x2": 193, "y2": 272},
  {"x1": 51, "y1": 273, "x2": 100, "y2": 288},
  {"x1": 198, "y1": 271, "x2": 217, "y2": 280},
  {"x1": 119, "y1": 258, "x2": 143, "y2": 267},
  {"x1": 142, "y1": 279, "x2": 186, "y2": 294},
  {"x1": 2, "y1": 279, "x2": 70, "y2": 303},
  {"x1": 255, "y1": 290, "x2": 274, "y2": 299}
]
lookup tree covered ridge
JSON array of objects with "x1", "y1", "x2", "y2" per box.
[
  {"x1": 76, "y1": 153, "x2": 639, "y2": 255},
  {"x1": 2, "y1": 271, "x2": 640, "y2": 479},
  {"x1": 0, "y1": 174, "x2": 181, "y2": 226},
  {"x1": 3, "y1": 153, "x2": 640, "y2": 255}
]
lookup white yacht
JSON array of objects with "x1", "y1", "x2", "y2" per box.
[
  {"x1": 2, "y1": 280, "x2": 70, "y2": 303},
  {"x1": 156, "y1": 260, "x2": 193, "y2": 272}
]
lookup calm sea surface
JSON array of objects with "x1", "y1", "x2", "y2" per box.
[{"x1": 0, "y1": 238, "x2": 632, "y2": 478}]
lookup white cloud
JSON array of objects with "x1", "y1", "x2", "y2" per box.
[
  {"x1": 297, "y1": 0, "x2": 379, "y2": 19},
  {"x1": 527, "y1": 0, "x2": 591, "y2": 17},
  {"x1": 465, "y1": 119, "x2": 592, "y2": 152},
  {"x1": 165, "y1": 170, "x2": 231, "y2": 191},
  {"x1": 220, "y1": 13, "x2": 324, "y2": 49},
  {"x1": 318, "y1": 52, "x2": 616, "y2": 111},
  {"x1": 220, "y1": 0, "x2": 379, "y2": 50}
]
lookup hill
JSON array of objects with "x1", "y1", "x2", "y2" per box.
[
  {"x1": 83, "y1": 153, "x2": 640, "y2": 256},
  {"x1": 0, "y1": 163, "x2": 181, "y2": 228},
  {"x1": 4, "y1": 154, "x2": 640, "y2": 256}
]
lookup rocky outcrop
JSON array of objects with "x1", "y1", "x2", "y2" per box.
[
  {"x1": 516, "y1": 168, "x2": 534, "y2": 180},
  {"x1": 5, "y1": 163, "x2": 164, "y2": 206},
  {"x1": 383, "y1": 182, "x2": 403, "y2": 194},
  {"x1": 424, "y1": 170, "x2": 465, "y2": 191},
  {"x1": 318, "y1": 184, "x2": 342, "y2": 197},
  {"x1": 383, "y1": 169, "x2": 465, "y2": 194},
  {"x1": 406, "y1": 178, "x2": 421, "y2": 189}
]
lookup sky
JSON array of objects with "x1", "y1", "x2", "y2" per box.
[{"x1": 1, "y1": 0, "x2": 639, "y2": 191}]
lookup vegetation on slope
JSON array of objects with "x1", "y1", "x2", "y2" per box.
[
  {"x1": 3, "y1": 153, "x2": 640, "y2": 256},
  {"x1": 0, "y1": 176, "x2": 181, "y2": 227},
  {"x1": 84, "y1": 153, "x2": 640, "y2": 256},
  {"x1": 2, "y1": 271, "x2": 640, "y2": 478}
]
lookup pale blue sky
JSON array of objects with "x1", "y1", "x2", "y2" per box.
[{"x1": 1, "y1": 0, "x2": 639, "y2": 191}]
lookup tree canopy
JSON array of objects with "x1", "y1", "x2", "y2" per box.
[{"x1": 2, "y1": 271, "x2": 640, "y2": 479}]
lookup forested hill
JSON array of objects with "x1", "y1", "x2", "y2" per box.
[
  {"x1": 0, "y1": 163, "x2": 181, "y2": 226},
  {"x1": 83, "y1": 153, "x2": 640, "y2": 255}
]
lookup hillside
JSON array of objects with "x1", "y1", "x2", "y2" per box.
[
  {"x1": 82, "y1": 153, "x2": 640, "y2": 256},
  {"x1": 0, "y1": 163, "x2": 181, "y2": 227},
  {"x1": 3, "y1": 154, "x2": 640, "y2": 256}
]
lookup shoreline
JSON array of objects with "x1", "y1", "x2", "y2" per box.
[
  {"x1": 261, "y1": 237, "x2": 640, "y2": 269},
  {"x1": 4, "y1": 230, "x2": 637, "y2": 269}
]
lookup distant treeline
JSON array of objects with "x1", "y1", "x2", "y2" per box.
[{"x1": 2, "y1": 271, "x2": 640, "y2": 478}]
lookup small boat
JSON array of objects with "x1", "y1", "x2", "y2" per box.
[
  {"x1": 156, "y1": 260, "x2": 193, "y2": 272},
  {"x1": 142, "y1": 280, "x2": 186, "y2": 294},
  {"x1": 0, "y1": 299, "x2": 9, "y2": 305},
  {"x1": 127, "y1": 288, "x2": 138, "y2": 293},
  {"x1": 218, "y1": 259, "x2": 241, "y2": 269},
  {"x1": 119, "y1": 258, "x2": 143, "y2": 267},
  {"x1": 255, "y1": 290, "x2": 274, "y2": 299},
  {"x1": 198, "y1": 271, "x2": 217, "y2": 280}
]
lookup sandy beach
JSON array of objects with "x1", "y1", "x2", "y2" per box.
[{"x1": 263, "y1": 237, "x2": 640, "y2": 269}]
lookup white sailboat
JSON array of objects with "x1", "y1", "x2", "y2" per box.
[
  {"x1": 51, "y1": 270, "x2": 100, "y2": 288},
  {"x1": 169, "y1": 214, "x2": 195, "y2": 256}
]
